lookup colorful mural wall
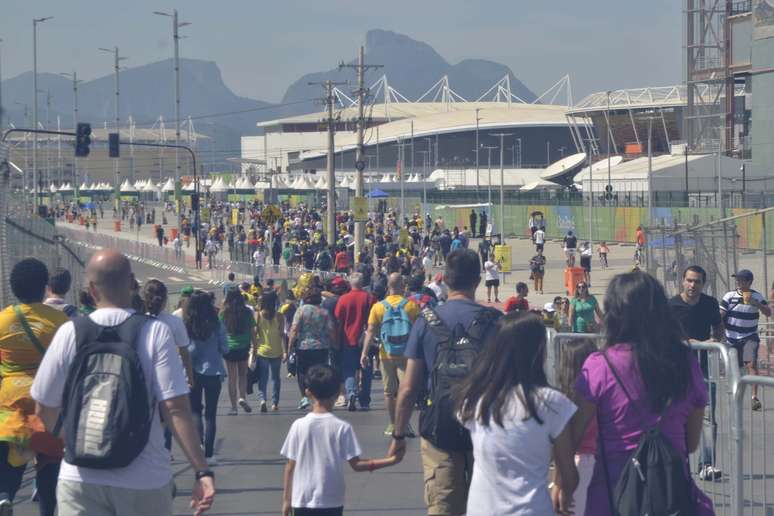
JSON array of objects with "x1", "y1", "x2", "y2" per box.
[{"x1": 431, "y1": 203, "x2": 774, "y2": 250}]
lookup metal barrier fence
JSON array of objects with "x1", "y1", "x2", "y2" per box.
[
  {"x1": 545, "y1": 330, "x2": 774, "y2": 514},
  {"x1": 733, "y1": 375, "x2": 774, "y2": 515}
]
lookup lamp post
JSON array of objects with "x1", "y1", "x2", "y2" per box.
[
  {"x1": 475, "y1": 108, "x2": 481, "y2": 197},
  {"x1": 492, "y1": 133, "x2": 512, "y2": 241},
  {"x1": 482, "y1": 145, "x2": 497, "y2": 225},
  {"x1": 99, "y1": 46, "x2": 128, "y2": 214},
  {"x1": 154, "y1": 9, "x2": 191, "y2": 212},
  {"x1": 60, "y1": 72, "x2": 81, "y2": 194},
  {"x1": 33, "y1": 16, "x2": 53, "y2": 208},
  {"x1": 0, "y1": 38, "x2": 4, "y2": 131}
]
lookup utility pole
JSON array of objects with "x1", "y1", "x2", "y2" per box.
[
  {"x1": 60, "y1": 72, "x2": 81, "y2": 194},
  {"x1": 339, "y1": 45, "x2": 382, "y2": 259},
  {"x1": 492, "y1": 133, "x2": 512, "y2": 241},
  {"x1": 482, "y1": 145, "x2": 497, "y2": 222},
  {"x1": 33, "y1": 16, "x2": 53, "y2": 209},
  {"x1": 475, "y1": 108, "x2": 482, "y2": 197},
  {"x1": 310, "y1": 80, "x2": 346, "y2": 243},
  {"x1": 154, "y1": 9, "x2": 191, "y2": 215},
  {"x1": 583, "y1": 137, "x2": 595, "y2": 246},
  {"x1": 99, "y1": 46, "x2": 127, "y2": 214},
  {"x1": 0, "y1": 38, "x2": 4, "y2": 132}
]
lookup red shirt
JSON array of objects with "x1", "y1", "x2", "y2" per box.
[
  {"x1": 335, "y1": 251, "x2": 350, "y2": 271},
  {"x1": 503, "y1": 296, "x2": 529, "y2": 313},
  {"x1": 334, "y1": 288, "x2": 376, "y2": 346}
]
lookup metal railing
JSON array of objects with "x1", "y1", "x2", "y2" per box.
[{"x1": 546, "y1": 330, "x2": 774, "y2": 514}]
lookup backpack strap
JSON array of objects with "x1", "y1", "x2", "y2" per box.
[{"x1": 13, "y1": 305, "x2": 46, "y2": 356}]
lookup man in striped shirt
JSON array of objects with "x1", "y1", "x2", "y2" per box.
[{"x1": 720, "y1": 269, "x2": 771, "y2": 411}]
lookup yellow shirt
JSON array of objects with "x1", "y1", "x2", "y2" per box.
[
  {"x1": 368, "y1": 295, "x2": 419, "y2": 360},
  {"x1": 0, "y1": 303, "x2": 68, "y2": 458},
  {"x1": 255, "y1": 315, "x2": 283, "y2": 358}
]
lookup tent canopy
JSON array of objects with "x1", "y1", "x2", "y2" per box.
[{"x1": 366, "y1": 189, "x2": 389, "y2": 199}]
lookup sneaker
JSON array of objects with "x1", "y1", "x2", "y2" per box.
[
  {"x1": 238, "y1": 398, "x2": 252, "y2": 413},
  {"x1": 227, "y1": 408, "x2": 238, "y2": 416},
  {"x1": 298, "y1": 397, "x2": 311, "y2": 410},
  {"x1": 383, "y1": 423, "x2": 395, "y2": 436},
  {"x1": 272, "y1": 404, "x2": 279, "y2": 411},
  {"x1": 334, "y1": 395, "x2": 347, "y2": 408},
  {"x1": 0, "y1": 498, "x2": 11, "y2": 516},
  {"x1": 347, "y1": 394, "x2": 357, "y2": 412},
  {"x1": 406, "y1": 423, "x2": 417, "y2": 438},
  {"x1": 206, "y1": 455, "x2": 219, "y2": 467},
  {"x1": 698, "y1": 465, "x2": 722, "y2": 481},
  {"x1": 752, "y1": 397, "x2": 762, "y2": 411},
  {"x1": 260, "y1": 401, "x2": 268, "y2": 413}
]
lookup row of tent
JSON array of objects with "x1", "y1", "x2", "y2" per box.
[{"x1": 43, "y1": 173, "x2": 433, "y2": 195}]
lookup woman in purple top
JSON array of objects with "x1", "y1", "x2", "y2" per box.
[{"x1": 564, "y1": 272, "x2": 712, "y2": 516}]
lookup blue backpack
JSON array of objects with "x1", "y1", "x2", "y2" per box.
[{"x1": 380, "y1": 299, "x2": 412, "y2": 357}]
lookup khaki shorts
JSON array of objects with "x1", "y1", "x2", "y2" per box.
[
  {"x1": 380, "y1": 356, "x2": 406, "y2": 398},
  {"x1": 421, "y1": 438, "x2": 474, "y2": 516},
  {"x1": 57, "y1": 479, "x2": 174, "y2": 516}
]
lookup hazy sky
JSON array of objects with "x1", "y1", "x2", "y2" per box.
[{"x1": 2, "y1": 0, "x2": 682, "y2": 104}]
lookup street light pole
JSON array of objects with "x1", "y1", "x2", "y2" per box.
[
  {"x1": 475, "y1": 108, "x2": 481, "y2": 197},
  {"x1": 60, "y1": 72, "x2": 81, "y2": 194},
  {"x1": 482, "y1": 145, "x2": 497, "y2": 224},
  {"x1": 154, "y1": 10, "x2": 191, "y2": 215},
  {"x1": 33, "y1": 16, "x2": 53, "y2": 209},
  {"x1": 99, "y1": 46, "x2": 127, "y2": 214},
  {"x1": 492, "y1": 133, "x2": 512, "y2": 241}
]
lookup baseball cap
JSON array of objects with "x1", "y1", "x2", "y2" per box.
[
  {"x1": 543, "y1": 302, "x2": 556, "y2": 313},
  {"x1": 732, "y1": 269, "x2": 753, "y2": 281}
]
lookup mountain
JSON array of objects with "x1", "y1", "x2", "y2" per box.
[
  {"x1": 1, "y1": 30, "x2": 537, "y2": 167},
  {"x1": 1, "y1": 59, "x2": 281, "y2": 170},
  {"x1": 282, "y1": 29, "x2": 536, "y2": 112}
]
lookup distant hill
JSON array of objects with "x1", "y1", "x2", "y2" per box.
[
  {"x1": 1, "y1": 30, "x2": 537, "y2": 167},
  {"x1": 282, "y1": 29, "x2": 536, "y2": 113}
]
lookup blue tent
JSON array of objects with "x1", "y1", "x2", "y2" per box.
[{"x1": 366, "y1": 189, "x2": 389, "y2": 199}]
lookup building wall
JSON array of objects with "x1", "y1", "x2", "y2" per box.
[
  {"x1": 751, "y1": 27, "x2": 774, "y2": 192},
  {"x1": 241, "y1": 132, "x2": 328, "y2": 174}
]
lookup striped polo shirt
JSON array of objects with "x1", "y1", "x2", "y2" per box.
[{"x1": 720, "y1": 289, "x2": 768, "y2": 343}]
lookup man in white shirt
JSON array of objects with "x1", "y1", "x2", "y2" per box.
[
  {"x1": 31, "y1": 249, "x2": 215, "y2": 516},
  {"x1": 533, "y1": 226, "x2": 546, "y2": 253},
  {"x1": 253, "y1": 246, "x2": 266, "y2": 283}
]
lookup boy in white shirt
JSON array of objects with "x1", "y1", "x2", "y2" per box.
[{"x1": 281, "y1": 364, "x2": 400, "y2": 515}]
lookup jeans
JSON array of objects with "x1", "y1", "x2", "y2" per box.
[
  {"x1": 338, "y1": 345, "x2": 372, "y2": 407},
  {"x1": 254, "y1": 264, "x2": 264, "y2": 282},
  {"x1": 0, "y1": 443, "x2": 60, "y2": 516},
  {"x1": 190, "y1": 372, "x2": 222, "y2": 457},
  {"x1": 296, "y1": 349, "x2": 330, "y2": 397},
  {"x1": 257, "y1": 356, "x2": 282, "y2": 406}
]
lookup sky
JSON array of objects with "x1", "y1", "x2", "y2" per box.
[{"x1": 1, "y1": 0, "x2": 683, "y2": 105}]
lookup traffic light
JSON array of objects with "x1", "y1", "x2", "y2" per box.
[
  {"x1": 75, "y1": 123, "x2": 91, "y2": 157},
  {"x1": 108, "y1": 132, "x2": 120, "y2": 158}
]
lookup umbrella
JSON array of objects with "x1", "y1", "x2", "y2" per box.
[{"x1": 366, "y1": 188, "x2": 389, "y2": 199}]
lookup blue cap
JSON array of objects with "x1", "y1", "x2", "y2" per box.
[{"x1": 733, "y1": 269, "x2": 753, "y2": 281}]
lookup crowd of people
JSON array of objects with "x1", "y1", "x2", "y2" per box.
[{"x1": 2, "y1": 197, "x2": 773, "y2": 515}]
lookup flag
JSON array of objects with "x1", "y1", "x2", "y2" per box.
[{"x1": 396, "y1": 160, "x2": 402, "y2": 179}]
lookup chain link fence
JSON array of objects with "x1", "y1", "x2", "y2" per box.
[{"x1": 0, "y1": 181, "x2": 88, "y2": 308}]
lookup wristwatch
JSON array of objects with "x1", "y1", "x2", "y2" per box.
[
  {"x1": 195, "y1": 469, "x2": 215, "y2": 481},
  {"x1": 391, "y1": 432, "x2": 406, "y2": 441}
]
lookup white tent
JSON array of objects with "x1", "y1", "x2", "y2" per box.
[
  {"x1": 338, "y1": 176, "x2": 349, "y2": 188},
  {"x1": 120, "y1": 180, "x2": 138, "y2": 193},
  {"x1": 79, "y1": 182, "x2": 90, "y2": 191},
  {"x1": 380, "y1": 174, "x2": 392, "y2": 183},
  {"x1": 142, "y1": 181, "x2": 159, "y2": 192},
  {"x1": 161, "y1": 178, "x2": 175, "y2": 192},
  {"x1": 271, "y1": 176, "x2": 286, "y2": 188},
  {"x1": 210, "y1": 177, "x2": 227, "y2": 193},
  {"x1": 314, "y1": 176, "x2": 328, "y2": 189}
]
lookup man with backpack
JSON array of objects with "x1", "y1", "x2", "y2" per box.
[
  {"x1": 390, "y1": 249, "x2": 501, "y2": 515},
  {"x1": 31, "y1": 249, "x2": 215, "y2": 516},
  {"x1": 44, "y1": 267, "x2": 78, "y2": 319},
  {"x1": 362, "y1": 273, "x2": 420, "y2": 437}
]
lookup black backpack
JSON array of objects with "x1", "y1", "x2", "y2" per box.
[
  {"x1": 419, "y1": 306, "x2": 500, "y2": 451},
  {"x1": 57, "y1": 314, "x2": 154, "y2": 469},
  {"x1": 599, "y1": 353, "x2": 696, "y2": 516}
]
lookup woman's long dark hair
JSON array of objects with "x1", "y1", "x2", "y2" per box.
[
  {"x1": 603, "y1": 271, "x2": 691, "y2": 413},
  {"x1": 557, "y1": 338, "x2": 598, "y2": 400},
  {"x1": 221, "y1": 288, "x2": 251, "y2": 335},
  {"x1": 185, "y1": 291, "x2": 220, "y2": 341},
  {"x1": 142, "y1": 279, "x2": 167, "y2": 316},
  {"x1": 455, "y1": 312, "x2": 549, "y2": 428},
  {"x1": 260, "y1": 293, "x2": 277, "y2": 320}
]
